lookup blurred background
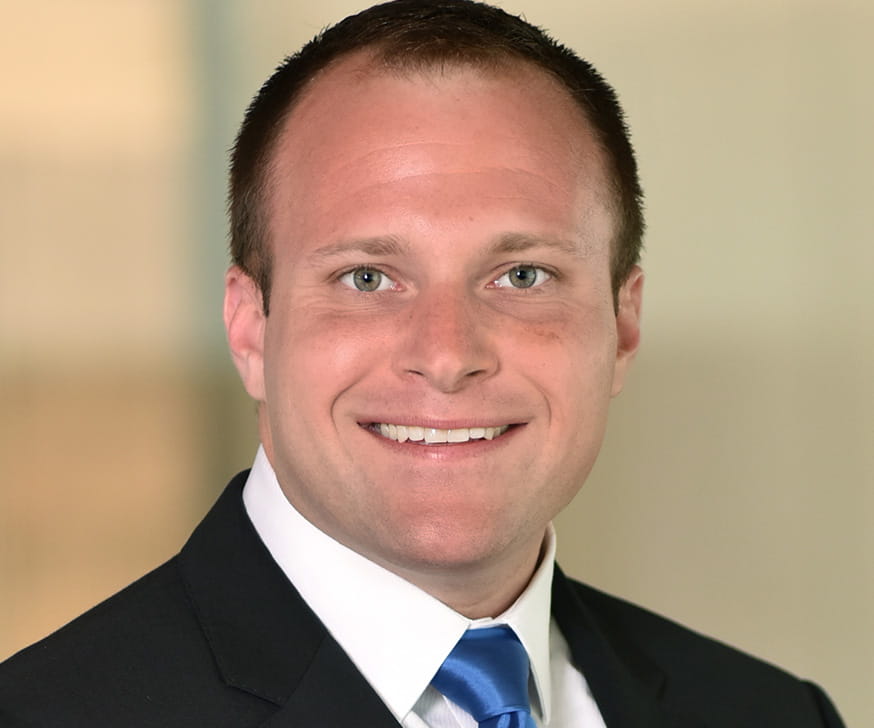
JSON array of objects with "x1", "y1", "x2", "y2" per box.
[{"x1": 1, "y1": 1, "x2": 871, "y2": 724}]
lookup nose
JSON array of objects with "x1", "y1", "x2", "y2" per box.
[{"x1": 394, "y1": 288, "x2": 498, "y2": 393}]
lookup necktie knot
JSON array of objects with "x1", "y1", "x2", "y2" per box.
[{"x1": 431, "y1": 626, "x2": 536, "y2": 728}]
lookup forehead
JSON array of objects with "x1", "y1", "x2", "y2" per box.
[{"x1": 265, "y1": 52, "x2": 613, "y2": 251}]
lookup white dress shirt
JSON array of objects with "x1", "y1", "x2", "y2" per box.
[{"x1": 243, "y1": 446, "x2": 606, "y2": 727}]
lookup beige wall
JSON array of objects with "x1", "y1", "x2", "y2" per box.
[{"x1": 1, "y1": 2, "x2": 870, "y2": 724}]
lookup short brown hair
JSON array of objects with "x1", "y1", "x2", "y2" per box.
[{"x1": 229, "y1": 0, "x2": 644, "y2": 313}]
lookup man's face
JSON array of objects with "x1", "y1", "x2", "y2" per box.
[{"x1": 226, "y1": 56, "x2": 642, "y2": 581}]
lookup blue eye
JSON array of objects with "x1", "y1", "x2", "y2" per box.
[
  {"x1": 339, "y1": 267, "x2": 396, "y2": 292},
  {"x1": 493, "y1": 265, "x2": 551, "y2": 289}
]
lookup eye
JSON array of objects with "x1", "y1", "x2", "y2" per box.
[
  {"x1": 338, "y1": 267, "x2": 396, "y2": 292},
  {"x1": 492, "y1": 264, "x2": 552, "y2": 289}
]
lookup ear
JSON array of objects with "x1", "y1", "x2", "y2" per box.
[
  {"x1": 224, "y1": 266, "x2": 267, "y2": 402},
  {"x1": 611, "y1": 265, "x2": 644, "y2": 397}
]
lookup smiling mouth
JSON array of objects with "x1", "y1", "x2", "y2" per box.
[{"x1": 368, "y1": 423, "x2": 513, "y2": 444}]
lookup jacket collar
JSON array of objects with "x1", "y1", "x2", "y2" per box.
[
  {"x1": 552, "y1": 566, "x2": 706, "y2": 728},
  {"x1": 177, "y1": 472, "x2": 400, "y2": 727}
]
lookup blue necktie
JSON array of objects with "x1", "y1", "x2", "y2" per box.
[{"x1": 431, "y1": 626, "x2": 537, "y2": 728}]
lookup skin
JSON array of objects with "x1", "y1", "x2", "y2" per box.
[{"x1": 225, "y1": 53, "x2": 643, "y2": 618}]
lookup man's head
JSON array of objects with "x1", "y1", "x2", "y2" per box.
[
  {"x1": 224, "y1": 0, "x2": 644, "y2": 614},
  {"x1": 229, "y1": 0, "x2": 644, "y2": 315}
]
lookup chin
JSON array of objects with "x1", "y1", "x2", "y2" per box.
[{"x1": 380, "y1": 516, "x2": 520, "y2": 573}]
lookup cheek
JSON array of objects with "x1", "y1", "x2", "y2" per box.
[
  {"x1": 263, "y1": 308, "x2": 393, "y2": 398},
  {"x1": 514, "y1": 317, "x2": 618, "y2": 459},
  {"x1": 510, "y1": 304, "x2": 617, "y2": 376}
]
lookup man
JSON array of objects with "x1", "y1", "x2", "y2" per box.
[{"x1": 0, "y1": 1, "x2": 845, "y2": 726}]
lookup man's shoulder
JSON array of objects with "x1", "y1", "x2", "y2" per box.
[
  {"x1": 2, "y1": 558, "x2": 186, "y2": 667},
  {"x1": 0, "y1": 473, "x2": 285, "y2": 728},
  {"x1": 0, "y1": 558, "x2": 239, "y2": 726},
  {"x1": 560, "y1": 575, "x2": 844, "y2": 726},
  {"x1": 567, "y1": 576, "x2": 790, "y2": 675}
]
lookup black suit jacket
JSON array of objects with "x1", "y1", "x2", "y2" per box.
[{"x1": 0, "y1": 472, "x2": 845, "y2": 727}]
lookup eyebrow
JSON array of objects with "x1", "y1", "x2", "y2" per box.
[
  {"x1": 487, "y1": 232, "x2": 585, "y2": 258},
  {"x1": 306, "y1": 235, "x2": 408, "y2": 264}
]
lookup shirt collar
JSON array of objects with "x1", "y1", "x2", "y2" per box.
[{"x1": 242, "y1": 445, "x2": 555, "y2": 723}]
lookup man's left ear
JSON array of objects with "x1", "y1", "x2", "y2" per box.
[{"x1": 611, "y1": 265, "x2": 644, "y2": 397}]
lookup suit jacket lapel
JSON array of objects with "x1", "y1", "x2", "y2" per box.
[
  {"x1": 259, "y1": 635, "x2": 400, "y2": 727},
  {"x1": 178, "y1": 473, "x2": 400, "y2": 727},
  {"x1": 552, "y1": 566, "x2": 706, "y2": 728}
]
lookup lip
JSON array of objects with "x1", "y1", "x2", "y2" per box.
[{"x1": 359, "y1": 417, "x2": 520, "y2": 430}]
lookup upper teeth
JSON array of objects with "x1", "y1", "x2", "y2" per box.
[{"x1": 377, "y1": 423, "x2": 510, "y2": 444}]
